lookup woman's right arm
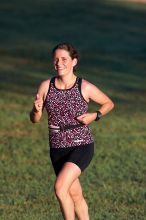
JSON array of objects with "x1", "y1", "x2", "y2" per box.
[{"x1": 30, "y1": 79, "x2": 50, "y2": 123}]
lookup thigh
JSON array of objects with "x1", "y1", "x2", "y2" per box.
[{"x1": 55, "y1": 162, "x2": 81, "y2": 191}]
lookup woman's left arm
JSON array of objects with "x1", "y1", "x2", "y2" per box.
[{"x1": 77, "y1": 80, "x2": 114, "y2": 125}]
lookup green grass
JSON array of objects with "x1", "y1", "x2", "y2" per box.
[{"x1": 0, "y1": 0, "x2": 146, "y2": 219}]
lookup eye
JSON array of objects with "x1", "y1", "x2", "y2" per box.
[
  {"x1": 62, "y1": 57, "x2": 67, "y2": 61},
  {"x1": 54, "y1": 58, "x2": 58, "y2": 63}
]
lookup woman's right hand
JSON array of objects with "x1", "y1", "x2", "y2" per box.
[{"x1": 33, "y1": 93, "x2": 44, "y2": 113}]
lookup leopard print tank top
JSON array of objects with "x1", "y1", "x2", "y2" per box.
[{"x1": 45, "y1": 76, "x2": 94, "y2": 148}]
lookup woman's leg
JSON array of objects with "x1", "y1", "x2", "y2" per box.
[
  {"x1": 69, "y1": 178, "x2": 89, "y2": 220},
  {"x1": 54, "y1": 162, "x2": 81, "y2": 220}
]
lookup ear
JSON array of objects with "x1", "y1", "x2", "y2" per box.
[{"x1": 73, "y1": 58, "x2": 78, "y2": 67}]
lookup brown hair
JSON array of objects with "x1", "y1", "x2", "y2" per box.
[{"x1": 52, "y1": 42, "x2": 79, "y2": 61}]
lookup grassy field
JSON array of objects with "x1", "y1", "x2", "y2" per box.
[{"x1": 0, "y1": 0, "x2": 146, "y2": 219}]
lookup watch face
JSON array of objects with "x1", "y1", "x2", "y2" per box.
[
  {"x1": 95, "y1": 111, "x2": 102, "y2": 121},
  {"x1": 97, "y1": 111, "x2": 102, "y2": 118}
]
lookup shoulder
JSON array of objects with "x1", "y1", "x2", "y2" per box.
[
  {"x1": 79, "y1": 78, "x2": 98, "y2": 103},
  {"x1": 39, "y1": 78, "x2": 51, "y2": 89},
  {"x1": 37, "y1": 78, "x2": 51, "y2": 101},
  {"x1": 81, "y1": 78, "x2": 104, "y2": 102},
  {"x1": 81, "y1": 78, "x2": 98, "y2": 91}
]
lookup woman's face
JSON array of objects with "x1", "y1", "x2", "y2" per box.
[{"x1": 53, "y1": 49, "x2": 77, "y2": 76}]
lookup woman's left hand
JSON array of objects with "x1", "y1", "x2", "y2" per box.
[{"x1": 76, "y1": 112, "x2": 97, "y2": 125}]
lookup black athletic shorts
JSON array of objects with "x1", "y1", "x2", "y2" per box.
[{"x1": 50, "y1": 143, "x2": 94, "y2": 176}]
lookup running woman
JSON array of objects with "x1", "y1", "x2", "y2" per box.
[{"x1": 30, "y1": 43, "x2": 114, "y2": 220}]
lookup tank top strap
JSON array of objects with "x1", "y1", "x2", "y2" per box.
[
  {"x1": 48, "y1": 76, "x2": 55, "y2": 92},
  {"x1": 77, "y1": 77, "x2": 82, "y2": 95},
  {"x1": 43, "y1": 77, "x2": 54, "y2": 105},
  {"x1": 50, "y1": 76, "x2": 56, "y2": 84},
  {"x1": 44, "y1": 77, "x2": 55, "y2": 102}
]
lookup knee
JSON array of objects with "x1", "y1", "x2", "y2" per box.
[
  {"x1": 54, "y1": 180, "x2": 67, "y2": 201},
  {"x1": 69, "y1": 187, "x2": 83, "y2": 203},
  {"x1": 70, "y1": 188, "x2": 89, "y2": 212}
]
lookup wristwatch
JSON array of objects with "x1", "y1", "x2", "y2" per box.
[{"x1": 95, "y1": 111, "x2": 102, "y2": 121}]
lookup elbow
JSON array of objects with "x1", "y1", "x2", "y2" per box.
[
  {"x1": 106, "y1": 100, "x2": 114, "y2": 112},
  {"x1": 30, "y1": 118, "x2": 40, "y2": 124},
  {"x1": 30, "y1": 115, "x2": 40, "y2": 123},
  {"x1": 30, "y1": 118, "x2": 37, "y2": 124},
  {"x1": 111, "y1": 101, "x2": 114, "y2": 110},
  {"x1": 29, "y1": 112, "x2": 40, "y2": 124},
  {"x1": 30, "y1": 116, "x2": 35, "y2": 123}
]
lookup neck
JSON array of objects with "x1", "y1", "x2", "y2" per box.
[
  {"x1": 58, "y1": 74, "x2": 76, "y2": 85},
  {"x1": 56, "y1": 74, "x2": 77, "y2": 89}
]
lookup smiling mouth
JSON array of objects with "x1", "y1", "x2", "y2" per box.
[{"x1": 56, "y1": 67, "x2": 64, "y2": 70}]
